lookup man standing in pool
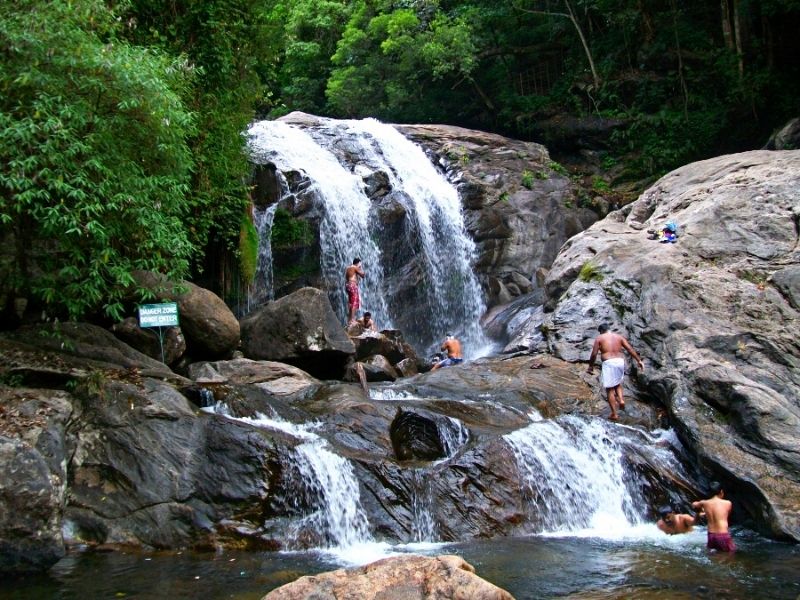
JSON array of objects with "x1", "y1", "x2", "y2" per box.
[
  {"x1": 692, "y1": 482, "x2": 736, "y2": 553},
  {"x1": 586, "y1": 323, "x2": 644, "y2": 420}
]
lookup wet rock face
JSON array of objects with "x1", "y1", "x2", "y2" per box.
[
  {"x1": 389, "y1": 408, "x2": 446, "y2": 461},
  {"x1": 1, "y1": 323, "x2": 700, "y2": 572},
  {"x1": 395, "y1": 123, "x2": 599, "y2": 308},
  {"x1": 0, "y1": 391, "x2": 71, "y2": 574},
  {"x1": 540, "y1": 150, "x2": 800, "y2": 541}
]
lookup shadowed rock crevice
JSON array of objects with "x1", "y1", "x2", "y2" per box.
[{"x1": 389, "y1": 408, "x2": 446, "y2": 462}]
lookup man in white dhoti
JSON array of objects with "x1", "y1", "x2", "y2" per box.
[{"x1": 586, "y1": 324, "x2": 644, "y2": 420}]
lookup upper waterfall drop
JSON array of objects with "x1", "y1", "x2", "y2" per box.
[
  {"x1": 246, "y1": 115, "x2": 490, "y2": 357},
  {"x1": 247, "y1": 119, "x2": 392, "y2": 330}
]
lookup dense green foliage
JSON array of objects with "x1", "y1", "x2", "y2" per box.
[
  {"x1": 1, "y1": 0, "x2": 798, "y2": 322},
  {"x1": 267, "y1": 0, "x2": 800, "y2": 173},
  {"x1": 0, "y1": 0, "x2": 196, "y2": 320},
  {"x1": 117, "y1": 0, "x2": 277, "y2": 256}
]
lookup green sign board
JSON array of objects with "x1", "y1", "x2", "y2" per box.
[{"x1": 138, "y1": 303, "x2": 179, "y2": 328}]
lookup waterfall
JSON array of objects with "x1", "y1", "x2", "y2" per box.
[
  {"x1": 247, "y1": 120, "x2": 392, "y2": 330},
  {"x1": 438, "y1": 416, "x2": 470, "y2": 457},
  {"x1": 504, "y1": 414, "x2": 647, "y2": 534},
  {"x1": 284, "y1": 431, "x2": 373, "y2": 549},
  {"x1": 246, "y1": 116, "x2": 490, "y2": 357},
  {"x1": 409, "y1": 470, "x2": 437, "y2": 542},
  {"x1": 332, "y1": 118, "x2": 489, "y2": 356},
  {"x1": 249, "y1": 203, "x2": 278, "y2": 307},
  {"x1": 201, "y1": 405, "x2": 373, "y2": 550}
]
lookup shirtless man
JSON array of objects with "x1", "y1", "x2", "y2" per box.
[
  {"x1": 431, "y1": 334, "x2": 463, "y2": 370},
  {"x1": 586, "y1": 324, "x2": 644, "y2": 420},
  {"x1": 344, "y1": 258, "x2": 365, "y2": 325},
  {"x1": 657, "y1": 506, "x2": 696, "y2": 535},
  {"x1": 692, "y1": 482, "x2": 736, "y2": 552},
  {"x1": 358, "y1": 311, "x2": 377, "y2": 332}
]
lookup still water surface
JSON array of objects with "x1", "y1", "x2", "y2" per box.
[{"x1": 3, "y1": 528, "x2": 798, "y2": 599}]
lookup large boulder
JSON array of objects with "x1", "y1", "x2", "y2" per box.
[
  {"x1": 132, "y1": 271, "x2": 240, "y2": 359},
  {"x1": 766, "y1": 117, "x2": 800, "y2": 150},
  {"x1": 240, "y1": 287, "x2": 355, "y2": 379},
  {"x1": 390, "y1": 408, "x2": 446, "y2": 461},
  {"x1": 64, "y1": 376, "x2": 287, "y2": 550},
  {"x1": 541, "y1": 149, "x2": 800, "y2": 541},
  {"x1": 262, "y1": 554, "x2": 515, "y2": 600},
  {"x1": 0, "y1": 389, "x2": 72, "y2": 574},
  {"x1": 187, "y1": 358, "x2": 319, "y2": 396}
]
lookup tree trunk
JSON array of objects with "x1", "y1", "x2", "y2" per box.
[
  {"x1": 515, "y1": 1, "x2": 601, "y2": 89},
  {"x1": 721, "y1": 0, "x2": 734, "y2": 51},
  {"x1": 563, "y1": 0, "x2": 601, "y2": 89},
  {"x1": 638, "y1": 0, "x2": 655, "y2": 45},
  {"x1": 670, "y1": 0, "x2": 689, "y2": 120},
  {"x1": 732, "y1": 0, "x2": 744, "y2": 77}
]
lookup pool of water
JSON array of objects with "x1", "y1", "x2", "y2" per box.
[{"x1": 3, "y1": 527, "x2": 798, "y2": 599}]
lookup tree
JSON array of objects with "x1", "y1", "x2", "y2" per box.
[
  {"x1": 267, "y1": 0, "x2": 354, "y2": 115},
  {"x1": 326, "y1": 0, "x2": 477, "y2": 120},
  {"x1": 0, "y1": 0, "x2": 196, "y2": 321},
  {"x1": 119, "y1": 0, "x2": 277, "y2": 294},
  {"x1": 515, "y1": 0, "x2": 602, "y2": 89}
]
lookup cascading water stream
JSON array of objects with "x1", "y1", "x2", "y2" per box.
[
  {"x1": 202, "y1": 404, "x2": 373, "y2": 550},
  {"x1": 504, "y1": 413, "x2": 649, "y2": 535},
  {"x1": 324, "y1": 118, "x2": 489, "y2": 357},
  {"x1": 246, "y1": 116, "x2": 490, "y2": 356},
  {"x1": 248, "y1": 203, "x2": 278, "y2": 309},
  {"x1": 247, "y1": 120, "x2": 392, "y2": 329}
]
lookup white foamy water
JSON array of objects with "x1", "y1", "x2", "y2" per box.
[
  {"x1": 248, "y1": 203, "x2": 277, "y2": 309},
  {"x1": 247, "y1": 120, "x2": 392, "y2": 327},
  {"x1": 203, "y1": 405, "x2": 373, "y2": 550},
  {"x1": 336, "y1": 118, "x2": 489, "y2": 357},
  {"x1": 504, "y1": 414, "x2": 646, "y2": 536},
  {"x1": 246, "y1": 116, "x2": 491, "y2": 355}
]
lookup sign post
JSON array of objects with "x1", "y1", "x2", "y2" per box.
[{"x1": 138, "y1": 303, "x2": 180, "y2": 364}]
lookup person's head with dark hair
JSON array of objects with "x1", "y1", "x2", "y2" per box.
[
  {"x1": 658, "y1": 505, "x2": 674, "y2": 519},
  {"x1": 364, "y1": 311, "x2": 371, "y2": 319},
  {"x1": 598, "y1": 323, "x2": 609, "y2": 333},
  {"x1": 353, "y1": 258, "x2": 361, "y2": 265},
  {"x1": 708, "y1": 481, "x2": 725, "y2": 497}
]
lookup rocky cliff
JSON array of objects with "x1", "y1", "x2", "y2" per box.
[{"x1": 536, "y1": 149, "x2": 800, "y2": 540}]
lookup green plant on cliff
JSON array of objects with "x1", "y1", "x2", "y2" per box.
[
  {"x1": 578, "y1": 261, "x2": 603, "y2": 283},
  {"x1": 239, "y1": 210, "x2": 260, "y2": 285},
  {"x1": 521, "y1": 170, "x2": 535, "y2": 189},
  {"x1": 270, "y1": 209, "x2": 313, "y2": 249}
]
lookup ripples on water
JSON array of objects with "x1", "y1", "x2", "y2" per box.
[{"x1": 3, "y1": 530, "x2": 798, "y2": 600}]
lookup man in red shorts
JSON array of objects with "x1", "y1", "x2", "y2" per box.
[
  {"x1": 692, "y1": 482, "x2": 736, "y2": 552},
  {"x1": 344, "y1": 258, "x2": 365, "y2": 326}
]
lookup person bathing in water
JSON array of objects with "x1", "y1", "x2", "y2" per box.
[
  {"x1": 692, "y1": 482, "x2": 736, "y2": 553},
  {"x1": 586, "y1": 324, "x2": 644, "y2": 420},
  {"x1": 657, "y1": 506, "x2": 696, "y2": 535},
  {"x1": 431, "y1": 334, "x2": 463, "y2": 370},
  {"x1": 344, "y1": 258, "x2": 365, "y2": 326}
]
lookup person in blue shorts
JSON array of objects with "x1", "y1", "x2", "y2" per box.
[{"x1": 432, "y1": 334, "x2": 463, "y2": 370}]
